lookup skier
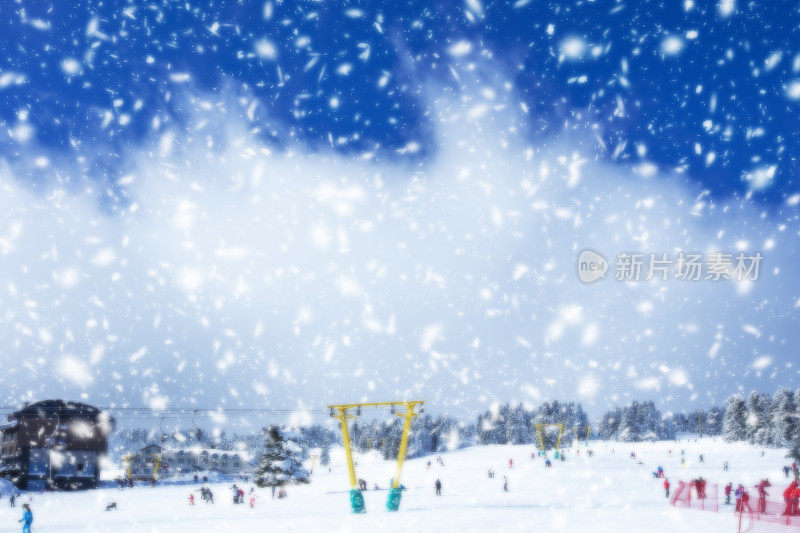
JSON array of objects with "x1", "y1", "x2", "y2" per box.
[
  {"x1": 545, "y1": 458, "x2": 552, "y2": 468},
  {"x1": 724, "y1": 461, "x2": 729, "y2": 472},
  {"x1": 784, "y1": 480, "x2": 799, "y2": 516},
  {"x1": 664, "y1": 478, "x2": 670, "y2": 498},
  {"x1": 657, "y1": 466, "x2": 664, "y2": 478},
  {"x1": 755, "y1": 479, "x2": 771, "y2": 514},
  {"x1": 696, "y1": 477, "x2": 707, "y2": 499},
  {"x1": 698, "y1": 454, "x2": 704, "y2": 463},
  {"x1": 735, "y1": 485, "x2": 751, "y2": 513},
  {"x1": 725, "y1": 483, "x2": 733, "y2": 505},
  {"x1": 18, "y1": 504, "x2": 32, "y2": 533},
  {"x1": 784, "y1": 466, "x2": 791, "y2": 479},
  {"x1": 503, "y1": 476, "x2": 509, "y2": 492},
  {"x1": 9, "y1": 494, "x2": 15, "y2": 508},
  {"x1": 680, "y1": 457, "x2": 685, "y2": 467},
  {"x1": 434, "y1": 479, "x2": 442, "y2": 496},
  {"x1": 508, "y1": 458, "x2": 513, "y2": 469},
  {"x1": 188, "y1": 493, "x2": 195, "y2": 506}
]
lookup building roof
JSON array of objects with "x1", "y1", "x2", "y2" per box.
[{"x1": 11, "y1": 400, "x2": 106, "y2": 421}]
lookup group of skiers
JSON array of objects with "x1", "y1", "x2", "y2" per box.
[{"x1": 189, "y1": 484, "x2": 260, "y2": 508}]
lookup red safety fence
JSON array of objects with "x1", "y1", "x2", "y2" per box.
[
  {"x1": 737, "y1": 495, "x2": 800, "y2": 533},
  {"x1": 670, "y1": 479, "x2": 720, "y2": 512}
]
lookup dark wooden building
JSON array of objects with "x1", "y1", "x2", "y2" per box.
[{"x1": 0, "y1": 400, "x2": 114, "y2": 490}]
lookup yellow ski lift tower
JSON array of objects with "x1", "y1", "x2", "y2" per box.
[
  {"x1": 329, "y1": 400, "x2": 424, "y2": 513},
  {"x1": 535, "y1": 423, "x2": 565, "y2": 458},
  {"x1": 574, "y1": 425, "x2": 591, "y2": 446}
]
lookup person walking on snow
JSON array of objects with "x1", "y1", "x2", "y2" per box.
[
  {"x1": 725, "y1": 483, "x2": 732, "y2": 505},
  {"x1": 9, "y1": 494, "x2": 15, "y2": 508},
  {"x1": 18, "y1": 504, "x2": 32, "y2": 533},
  {"x1": 664, "y1": 478, "x2": 670, "y2": 498},
  {"x1": 434, "y1": 479, "x2": 442, "y2": 496},
  {"x1": 755, "y1": 479, "x2": 771, "y2": 514}
]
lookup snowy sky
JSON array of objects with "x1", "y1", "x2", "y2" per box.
[{"x1": 1, "y1": 0, "x2": 799, "y2": 421}]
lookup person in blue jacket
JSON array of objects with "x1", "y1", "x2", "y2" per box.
[{"x1": 19, "y1": 503, "x2": 32, "y2": 533}]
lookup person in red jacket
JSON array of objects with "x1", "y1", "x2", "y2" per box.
[
  {"x1": 725, "y1": 483, "x2": 733, "y2": 505},
  {"x1": 696, "y1": 478, "x2": 707, "y2": 499},
  {"x1": 664, "y1": 478, "x2": 670, "y2": 498},
  {"x1": 783, "y1": 481, "x2": 797, "y2": 516},
  {"x1": 756, "y1": 479, "x2": 770, "y2": 513}
]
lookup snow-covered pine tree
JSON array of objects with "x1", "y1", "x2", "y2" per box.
[
  {"x1": 320, "y1": 446, "x2": 331, "y2": 467},
  {"x1": 746, "y1": 392, "x2": 773, "y2": 446},
  {"x1": 254, "y1": 425, "x2": 310, "y2": 487},
  {"x1": 477, "y1": 406, "x2": 506, "y2": 445},
  {"x1": 723, "y1": 394, "x2": 748, "y2": 442},
  {"x1": 381, "y1": 419, "x2": 404, "y2": 460},
  {"x1": 705, "y1": 407, "x2": 724, "y2": 436},
  {"x1": 658, "y1": 415, "x2": 677, "y2": 440},
  {"x1": 506, "y1": 404, "x2": 533, "y2": 445},
  {"x1": 599, "y1": 407, "x2": 622, "y2": 440},
  {"x1": 768, "y1": 388, "x2": 797, "y2": 447},
  {"x1": 617, "y1": 401, "x2": 640, "y2": 442},
  {"x1": 788, "y1": 433, "x2": 800, "y2": 464}
]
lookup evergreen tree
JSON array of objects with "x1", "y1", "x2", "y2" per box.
[
  {"x1": 705, "y1": 407, "x2": 724, "y2": 436},
  {"x1": 599, "y1": 407, "x2": 622, "y2": 440},
  {"x1": 381, "y1": 420, "x2": 404, "y2": 460},
  {"x1": 746, "y1": 392, "x2": 773, "y2": 445},
  {"x1": 506, "y1": 404, "x2": 533, "y2": 445},
  {"x1": 768, "y1": 388, "x2": 797, "y2": 447},
  {"x1": 320, "y1": 446, "x2": 331, "y2": 467},
  {"x1": 617, "y1": 401, "x2": 641, "y2": 442},
  {"x1": 254, "y1": 426, "x2": 310, "y2": 487},
  {"x1": 723, "y1": 394, "x2": 748, "y2": 442},
  {"x1": 788, "y1": 433, "x2": 800, "y2": 464},
  {"x1": 477, "y1": 407, "x2": 506, "y2": 445}
]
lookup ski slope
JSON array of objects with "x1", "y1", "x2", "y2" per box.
[{"x1": 0, "y1": 438, "x2": 790, "y2": 532}]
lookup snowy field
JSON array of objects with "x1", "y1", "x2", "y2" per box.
[{"x1": 0, "y1": 438, "x2": 790, "y2": 532}]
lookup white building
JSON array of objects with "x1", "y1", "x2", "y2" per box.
[{"x1": 126, "y1": 443, "x2": 255, "y2": 480}]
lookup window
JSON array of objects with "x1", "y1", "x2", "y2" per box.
[{"x1": 28, "y1": 448, "x2": 47, "y2": 476}]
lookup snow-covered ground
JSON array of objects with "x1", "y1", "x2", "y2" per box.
[{"x1": 0, "y1": 438, "x2": 791, "y2": 532}]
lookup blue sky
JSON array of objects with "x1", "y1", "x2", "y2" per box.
[
  {"x1": 1, "y1": 0, "x2": 799, "y2": 420},
  {"x1": 3, "y1": 0, "x2": 800, "y2": 203}
]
